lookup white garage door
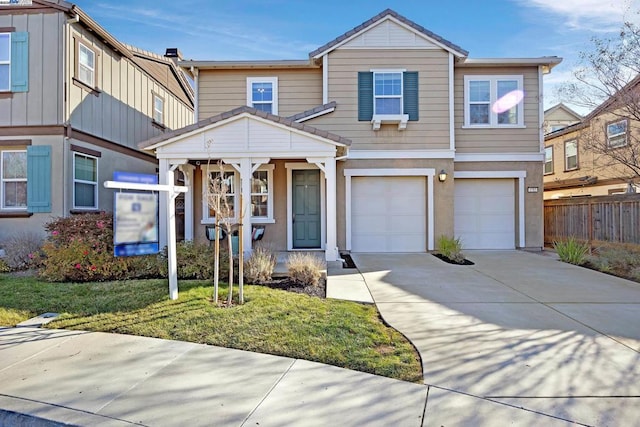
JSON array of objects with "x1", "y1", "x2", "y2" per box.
[
  {"x1": 351, "y1": 176, "x2": 426, "y2": 252},
  {"x1": 454, "y1": 179, "x2": 515, "y2": 249}
]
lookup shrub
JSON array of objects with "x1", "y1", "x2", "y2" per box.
[
  {"x1": 0, "y1": 258, "x2": 10, "y2": 273},
  {"x1": 244, "y1": 246, "x2": 276, "y2": 284},
  {"x1": 287, "y1": 252, "x2": 324, "y2": 287},
  {"x1": 553, "y1": 237, "x2": 589, "y2": 265},
  {"x1": 436, "y1": 235, "x2": 465, "y2": 263},
  {"x1": 1, "y1": 231, "x2": 44, "y2": 271},
  {"x1": 589, "y1": 244, "x2": 640, "y2": 278},
  {"x1": 159, "y1": 241, "x2": 224, "y2": 280}
]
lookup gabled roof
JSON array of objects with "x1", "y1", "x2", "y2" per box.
[
  {"x1": 139, "y1": 106, "x2": 351, "y2": 151},
  {"x1": 286, "y1": 101, "x2": 337, "y2": 122},
  {"x1": 309, "y1": 8, "x2": 468, "y2": 59},
  {"x1": 544, "y1": 103, "x2": 583, "y2": 121}
]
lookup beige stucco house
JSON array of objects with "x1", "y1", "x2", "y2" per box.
[
  {"x1": 140, "y1": 9, "x2": 561, "y2": 260},
  {"x1": 0, "y1": 0, "x2": 193, "y2": 239}
]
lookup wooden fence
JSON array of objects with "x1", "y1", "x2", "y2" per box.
[{"x1": 544, "y1": 193, "x2": 640, "y2": 245}]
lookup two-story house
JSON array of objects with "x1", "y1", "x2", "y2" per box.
[
  {"x1": 0, "y1": 0, "x2": 193, "y2": 239},
  {"x1": 544, "y1": 84, "x2": 640, "y2": 199},
  {"x1": 139, "y1": 9, "x2": 560, "y2": 261}
]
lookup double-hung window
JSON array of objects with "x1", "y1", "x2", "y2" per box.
[
  {"x1": 203, "y1": 165, "x2": 274, "y2": 223},
  {"x1": 358, "y1": 70, "x2": 418, "y2": 130},
  {"x1": 464, "y1": 75, "x2": 524, "y2": 127},
  {"x1": 1, "y1": 150, "x2": 27, "y2": 210},
  {"x1": 247, "y1": 77, "x2": 278, "y2": 114},
  {"x1": 564, "y1": 140, "x2": 578, "y2": 171},
  {"x1": 0, "y1": 31, "x2": 28, "y2": 93},
  {"x1": 607, "y1": 119, "x2": 627, "y2": 148},
  {"x1": 374, "y1": 72, "x2": 403, "y2": 115},
  {"x1": 77, "y1": 41, "x2": 96, "y2": 88},
  {"x1": 0, "y1": 33, "x2": 10, "y2": 92},
  {"x1": 153, "y1": 93, "x2": 164, "y2": 125},
  {"x1": 73, "y1": 153, "x2": 98, "y2": 209},
  {"x1": 544, "y1": 146, "x2": 553, "y2": 175}
]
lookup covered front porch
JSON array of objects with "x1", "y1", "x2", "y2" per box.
[{"x1": 140, "y1": 106, "x2": 351, "y2": 262}]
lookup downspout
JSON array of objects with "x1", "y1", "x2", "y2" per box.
[{"x1": 191, "y1": 66, "x2": 199, "y2": 123}]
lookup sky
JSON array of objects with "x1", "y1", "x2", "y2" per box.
[{"x1": 71, "y1": 0, "x2": 640, "y2": 113}]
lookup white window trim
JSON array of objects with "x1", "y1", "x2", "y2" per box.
[
  {"x1": 73, "y1": 152, "x2": 99, "y2": 210},
  {"x1": 78, "y1": 41, "x2": 96, "y2": 88},
  {"x1": 463, "y1": 75, "x2": 525, "y2": 128},
  {"x1": 370, "y1": 69, "x2": 409, "y2": 130},
  {"x1": 246, "y1": 77, "x2": 278, "y2": 115},
  {"x1": 1, "y1": 150, "x2": 27, "y2": 210},
  {"x1": 607, "y1": 119, "x2": 627, "y2": 148},
  {"x1": 153, "y1": 93, "x2": 164, "y2": 124},
  {"x1": 544, "y1": 146, "x2": 553, "y2": 175},
  {"x1": 0, "y1": 33, "x2": 11, "y2": 92},
  {"x1": 201, "y1": 164, "x2": 275, "y2": 224},
  {"x1": 564, "y1": 140, "x2": 578, "y2": 171}
]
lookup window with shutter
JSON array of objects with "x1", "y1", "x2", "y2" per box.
[
  {"x1": 0, "y1": 31, "x2": 29, "y2": 93},
  {"x1": 359, "y1": 70, "x2": 417, "y2": 130},
  {"x1": 26, "y1": 145, "x2": 51, "y2": 213}
]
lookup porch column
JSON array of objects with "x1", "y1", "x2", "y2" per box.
[
  {"x1": 324, "y1": 156, "x2": 339, "y2": 261},
  {"x1": 179, "y1": 164, "x2": 195, "y2": 241},
  {"x1": 158, "y1": 159, "x2": 170, "y2": 249},
  {"x1": 240, "y1": 158, "x2": 253, "y2": 256}
]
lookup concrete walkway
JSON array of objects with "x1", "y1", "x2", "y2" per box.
[{"x1": 349, "y1": 251, "x2": 640, "y2": 426}]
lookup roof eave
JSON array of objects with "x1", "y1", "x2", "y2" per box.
[
  {"x1": 178, "y1": 60, "x2": 317, "y2": 70},
  {"x1": 71, "y1": 5, "x2": 134, "y2": 60},
  {"x1": 458, "y1": 57, "x2": 563, "y2": 72}
]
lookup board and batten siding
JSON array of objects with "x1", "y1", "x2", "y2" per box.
[
  {"x1": 309, "y1": 49, "x2": 451, "y2": 151},
  {"x1": 0, "y1": 11, "x2": 64, "y2": 127},
  {"x1": 454, "y1": 66, "x2": 541, "y2": 153},
  {"x1": 198, "y1": 69, "x2": 323, "y2": 120},
  {"x1": 66, "y1": 23, "x2": 192, "y2": 150}
]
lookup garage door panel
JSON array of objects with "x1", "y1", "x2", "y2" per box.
[
  {"x1": 454, "y1": 179, "x2": 515, "y2": 250},
  {"x1": 352, "y1": 176, "x2": 426, "y2": 253}
]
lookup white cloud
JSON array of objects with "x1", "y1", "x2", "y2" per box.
[{"x1": 519, "y1": 0, "x2": 640, "y2": 31}]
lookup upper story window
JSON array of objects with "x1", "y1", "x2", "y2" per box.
[
  {"x1": 78, "y1": 42, "x2": 96, "y2": 88},
  {"x1": 73, "y1": 153, "x2": 98, "y2": 210},
  {"x1": 544, "y1": 146, "x2": 553, "y2": 175},
  {"x1": 607, "y1": 119, "x2": 627, "y2": 148},
  {"x1": 358, "y1": 70, "x2": 418, "y2": 130},
  {"x1": 247, "y1": 77, "x2": 278, "y2": 114},
  {"x1": 1, "y1": 150, "x2": 27, "y2": 210},
  {"x1": 153, "y1": 93, "x2": 164, "y2": 125},
  {"x1": 0, "y1": 33, "x2": 10, "y2": 92},
  {"x1": 374, "y1": 72, "x2": 403, "y2": 115},
  {"x1": 203, "y1": 165, "x2": 274, "y2": 223},
  {"x1": 0, "y1": 31, "x2": 28, "y2": 93},
  {"x1": 464, "y1": 75, "x2": 524, "y2": 127},
  {"x1": 564, "y1": 140, "x2": 578, "y2": 171}
]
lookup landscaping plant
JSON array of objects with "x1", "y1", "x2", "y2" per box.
[
  {"x1": 287, "y1": 252, "x2": 324, "y2": 287},
  {"x1": 553, "y1": 236, "x2": 589, "y2": 265},
  {"x1": 436, "y1": 235, "x2": 465, "y2": 264},
  {"x1": 1, "y1": 231, "x2": 43, "y2": 271},
  {"x1": 244, "y1": 245, "x2": 276, "y2": 284}
]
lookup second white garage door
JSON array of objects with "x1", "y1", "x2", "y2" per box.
[
  {"x1": 351, "y1": 176, "x2": 426, "y2": 252},
  {"x1": 454, "y1": 179, "x2": 515, "y2": 249}
]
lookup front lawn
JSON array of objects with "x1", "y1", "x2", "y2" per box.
[{"x1": 0, "y1": 275, "x2": 422, "y2": 382}]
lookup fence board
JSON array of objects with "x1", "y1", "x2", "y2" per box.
[{"x1": 544, "y1": 194, "x2": 640, "y2": 245}]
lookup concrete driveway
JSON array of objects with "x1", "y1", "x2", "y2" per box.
[{"x1": 352, "y1": 251, "x2": 640, "y2": 426}]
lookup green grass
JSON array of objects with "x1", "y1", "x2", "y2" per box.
[{"x1": 0, "y1": 275, "x2": 422, "y2": 382}]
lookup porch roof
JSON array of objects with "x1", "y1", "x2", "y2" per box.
[{"x1": 139, "y1": 106, "x2": 351, "y2": 152}]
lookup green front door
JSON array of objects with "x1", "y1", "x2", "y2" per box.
[{"x1": 292, "y1": 169, "x2": 321, "y2": 248}]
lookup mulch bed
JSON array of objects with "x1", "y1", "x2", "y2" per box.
[
  {"x1": 432, "y1": 253, "x2": 475, "y2": 265},
  {"x1": 260, "y1": 277, "x2": 326, "y2": 298}
]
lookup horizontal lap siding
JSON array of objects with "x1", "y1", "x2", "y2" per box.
[
  {"x1": 198, "y1": 69, "x2": 323, "y2": 120},
  {"x1": 454, "y1": 67, "x2": 540, "y2": 153},
  {"x1": 310, "y1": 49, "x2": 450, "y2": 151}
]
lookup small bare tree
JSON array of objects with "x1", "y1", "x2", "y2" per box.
[{"x1": 557, "y1": 21, "x2": 640, "y2": 183}]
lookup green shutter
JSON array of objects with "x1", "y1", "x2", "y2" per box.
[
  {"x1": 403, "y1": 71, "x2": 419, "y2": 121},
  {"x1": 11, "y1": 32, "x2": 29, "y2": 93},
  {"x1": 27, "y1": 145, "x2": 51, "y2": 213},
  {"x1": 358, "y1": 71, "x2": 373, "y2": 121}
]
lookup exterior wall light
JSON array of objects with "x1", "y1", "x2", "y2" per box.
[{"x1": 438, "y1": 170, "x2": 447, "y2": 182}]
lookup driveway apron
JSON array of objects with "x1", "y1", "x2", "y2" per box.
[{"x1": 352, "y1": 251, "x2": 640, "y2": 426}]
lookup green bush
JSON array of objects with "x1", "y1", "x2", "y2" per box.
[
  {"x1": 436, "y1": 235, "x2": 465, "y2": 263},
  {"x1": 553, "y1": 237, "x2": 589, "y2": 265},
  {"x1": 39, "y1": 213, "x2": 162, "y2": 282},
  {"x1": 244, "y1": 246, "x2": 276, "y2": 284},
  {"x1": 0, "y1": 258, "x2": 10, "y2": 273},
  {"x1": 159, "y1": 241, "x2": 228, "y2": 280},
  {"x1": 287, "y1": 252, "x2": 324, "y2": 287}
]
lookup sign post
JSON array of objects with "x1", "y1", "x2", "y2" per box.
[{"x1": 104, "y1": 173, "x2": 188, "y2": 300}]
